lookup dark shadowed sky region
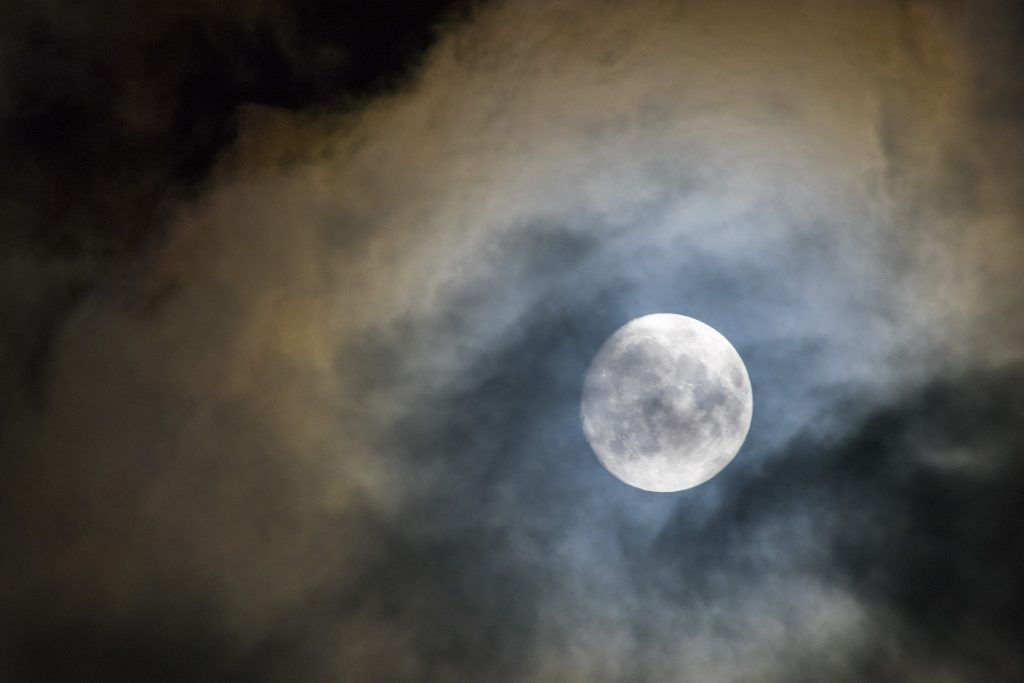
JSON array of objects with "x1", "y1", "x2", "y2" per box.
[{"x1": 2, "y1": 1, "x2": 1023, "y2": 681}]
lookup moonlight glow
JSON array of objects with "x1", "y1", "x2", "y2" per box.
[{"x1": 581, "y1": 314, "x2": 753, "y2": 492}]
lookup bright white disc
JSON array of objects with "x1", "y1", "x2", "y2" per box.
[{"x1": 580, "y1": 313, "x2": 753, "y2": 492}]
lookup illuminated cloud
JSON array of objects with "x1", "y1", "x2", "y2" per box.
[{"x1": 2, "y1": 1, "x2": 1022, "y2": 680}]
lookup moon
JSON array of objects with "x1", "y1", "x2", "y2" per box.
[{"x1": 580, "y1": 313, "x2": 753, "y2": 492}]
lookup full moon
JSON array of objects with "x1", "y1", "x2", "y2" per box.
[{"x1": 580, "y1": 313, "x2": 753, "y2": 492}]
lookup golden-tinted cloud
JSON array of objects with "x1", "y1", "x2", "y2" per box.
[{"x1": 3, "y1": 1, "x2": 1022, "y2": 680}]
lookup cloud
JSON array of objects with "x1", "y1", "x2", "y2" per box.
[{"x1": 2, "y1": 0, "x2": 1023, "y2": 680}]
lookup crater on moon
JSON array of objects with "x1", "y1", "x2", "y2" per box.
[{"x1": 580, "y1": 313, "x2": 753, "y2": 492}]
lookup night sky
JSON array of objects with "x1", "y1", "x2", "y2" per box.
[{"x1": 2, "y1": 1, "x2": 1023, "y2": 681}]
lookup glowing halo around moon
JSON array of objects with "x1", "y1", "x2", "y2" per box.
[{"x1": 580, "y1": 313, "x2": 753, "y2": 492}]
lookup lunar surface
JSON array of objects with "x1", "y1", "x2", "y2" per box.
[{"x1": 580, "y1": 314, "x2": 753, "y2": 492}]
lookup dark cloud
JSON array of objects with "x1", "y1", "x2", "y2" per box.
[
  {"x1": 7, "y1": 272, "x2": 1019, "y2": 680},
  {"x1": 0, "y1": 0, "x2": 471, "y2": 417},
  {"x1": 655, "y1": 364, "x2": 1024, "y2": 681},
  {"x1": 2, "y1": 0, "x2": 1023, "y2": 681}
]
